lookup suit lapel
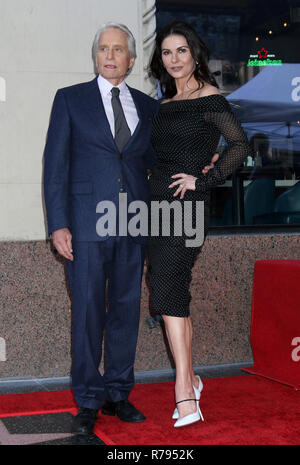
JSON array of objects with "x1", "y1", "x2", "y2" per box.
[
  {"x1": 123, "y1": 86, "x2": 144, "y2": 151},
  {"x1": 80, "y1": 77, "x2": 116, "y2": 148},
  {"x1": 78, "y1": 78, "x2": 147, "y2": 153}
]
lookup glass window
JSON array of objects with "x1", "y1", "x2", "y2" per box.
[{"x1": 156, "y1": 0, "x2": 300, "y2": 229}]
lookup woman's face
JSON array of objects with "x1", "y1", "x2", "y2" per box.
[{"x1": 161, "y1": 34, "x2": 196, "y2": 79}]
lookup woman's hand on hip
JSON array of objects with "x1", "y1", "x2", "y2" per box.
[
  {"x1": 168, "y1": 173, "x2": 197, "y2": 199},
  {"x1": 169, "y1": 153, "x2": 219, "y2": 199}
]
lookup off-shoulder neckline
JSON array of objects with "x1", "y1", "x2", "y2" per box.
[{"x1": 160, "y1": 94, "x2": 223, "y2": 105}]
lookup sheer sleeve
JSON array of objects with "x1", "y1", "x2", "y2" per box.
[{"x1": 195, "y1": 96, "x2": 253, "y2": 192}]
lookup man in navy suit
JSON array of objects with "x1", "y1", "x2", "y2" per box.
[{"x1": 44, "y1": 23, "x2": 159, "y2": 434}]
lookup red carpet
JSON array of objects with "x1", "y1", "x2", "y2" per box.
[
  {"x1": 244, "y1": 260, "x2": 300, "y2": 390},
  {"x1": 1, "y1": 375, "x2": 299, "y2": 445}
]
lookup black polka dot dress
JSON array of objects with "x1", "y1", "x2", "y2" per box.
[{"x1": 147, "y1": 94, "x2": 251, "y2": 317}]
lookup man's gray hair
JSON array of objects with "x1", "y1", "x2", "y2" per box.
[{"x1": 92, "y1": 22, "x2": 137, "y2": 69}]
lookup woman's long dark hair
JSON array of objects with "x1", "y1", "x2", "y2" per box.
[{"x1": 149, "y1": 21, "x2": 218, "y2": 99}]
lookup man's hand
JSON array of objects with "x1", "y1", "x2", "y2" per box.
[
  {"x1": 52, "y1": 228, "x2": 73, "y2": 261},
  {"x1": 202, "y1": 153, "x2": 219, "y2": 174}
]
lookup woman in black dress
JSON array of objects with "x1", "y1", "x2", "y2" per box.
[{"x1": 148, "y1": 21, "x2": 251, "y2": 427}]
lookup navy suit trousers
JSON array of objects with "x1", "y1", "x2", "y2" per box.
[{"x1": 66, "y1": 236, "x2": 146, "y2": 409}]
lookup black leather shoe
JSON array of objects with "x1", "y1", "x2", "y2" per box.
[
  {"x1": 102, "y1": 400, "x2": 146, "y2": 423},
  {"x1": 72, "y1": 407, "x2": 98, "y2": 435}
]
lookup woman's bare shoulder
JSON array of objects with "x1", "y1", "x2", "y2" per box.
[{"x1": 199, "y1": 84, "x2": 221, "y2": 97}]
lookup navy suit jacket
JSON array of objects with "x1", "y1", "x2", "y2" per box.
[{"x1": 44, "y1": 77, "x2": 159, "y2": 243}]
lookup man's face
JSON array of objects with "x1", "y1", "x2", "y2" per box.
[{"x1": 96, "y1": 27, "x2": 135, "y2": 85}]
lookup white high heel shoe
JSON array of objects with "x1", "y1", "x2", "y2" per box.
[
  {"x1": 173, "y1": 398, "x2": 204, "y2": 428},
  {"x1": 172, "y1": 375, "x2": 203, "y2": 420}
]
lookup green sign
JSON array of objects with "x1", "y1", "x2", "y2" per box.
[{"x1": 247, "y1": 47, "x2": 283, "y2": 67}]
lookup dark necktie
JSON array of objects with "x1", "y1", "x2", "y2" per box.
[{"x1": 111, "y1": 87, "x2": 131, "y2": 152}]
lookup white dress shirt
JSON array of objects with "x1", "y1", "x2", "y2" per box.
[{"x1": 97, "y1": 74, "x2": 139, "y2": 137}]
